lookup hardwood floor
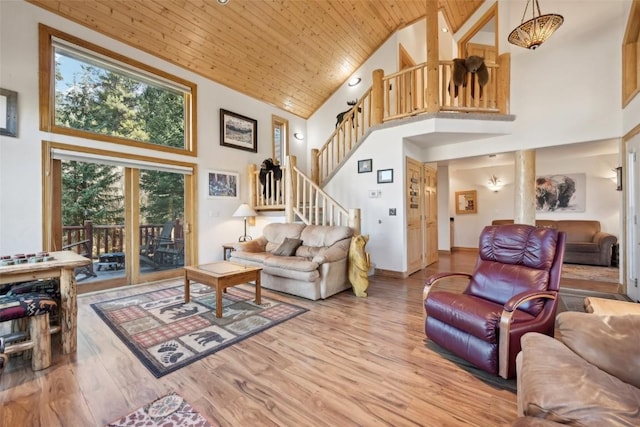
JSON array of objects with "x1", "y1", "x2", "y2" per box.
[{"x1": 0, "y1": 252, "x2": 618, "y2": 427}]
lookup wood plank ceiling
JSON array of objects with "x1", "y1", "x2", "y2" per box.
[{"x1": 27, "y1": 0, "x2": 483, "y2": 119}]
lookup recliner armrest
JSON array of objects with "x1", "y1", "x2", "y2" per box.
[
  {"x1": 503, "y1": 290, "x2": 557, "y2": 312},
  {"x1": 423, "y1": 272, "x2": 472, "y2": 302}
]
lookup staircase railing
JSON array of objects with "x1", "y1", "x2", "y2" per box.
[
  {"x1": 285, "y1": 156, "x2": 361, "y2": 233},
  {"x1": 248, "y1": 163, "x2": 287, "y2": 211},
  {"x1": 312, "y1": 89, "x2": 373, "y2": 185},
  {"x1": 312, "y1": 54, "x2": 510, "y2": 185}
]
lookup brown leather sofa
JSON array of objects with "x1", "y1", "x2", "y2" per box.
[
  {"x1": 514, "y1": 312, "x2": 640, "y2": 426},
  {"x1": 492, "y1": 220, "x2": 617, "y2": 266}
]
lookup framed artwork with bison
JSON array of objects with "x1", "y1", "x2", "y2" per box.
[
  {"x1": 220, "y1": 109, "x2": 257, "y2": 152},
  {"x1": 535, "y1": 173, "x2": 585, "y2": 212}
]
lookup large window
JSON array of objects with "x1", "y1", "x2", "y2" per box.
[
  {"x1": 272, "y1": 115, "x2": 289, "y2": 166},
  {"x1": 39, "y1": 24, "x2": 197, "y2": 155}
]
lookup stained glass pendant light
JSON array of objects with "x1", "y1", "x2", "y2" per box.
[{"x1": 508, "y1": 0, "x2": 564, "y2": 50}]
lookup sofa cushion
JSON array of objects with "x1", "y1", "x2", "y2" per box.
[
  {"x1": 556, "y1": 220, "x2": 600, "y2": 243},
  {"x1": 519, "y1": 332, "x2": 640, "y2": 425},
  {"x1": 271, "y1": 237, "x2": 303, "y2": 256},
  {"x1": 229, "y1": 251, "x2": 271, "y2": 264},
  {"x1": 263, "y1": 265, "x2": 320, "y2": 282},
  {"x1": 263, "y1": 223, "x2": 305, "y2": 246},
  {"x1": 264, "y1": 255, "x2": 318, "y2": 272},
  {"x1": 556, "y1": 312, "x2": 640, "y2": 389},
  {"x1": 564, "y1": 242, "x2": 599, "y2": 253},
  {"x1": 300, "y1": 225, "x2": 353, "y2": 247},
  {"x1": 425, "y1": 292, "x2": 535, "y2": 342}
]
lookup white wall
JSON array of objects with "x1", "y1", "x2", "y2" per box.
[
  {"x1": 0, "y1": 1, "x2": 305, "y2": 261},
  {"x1": 450, "y1": 151, "x2": 620, "y2": 248},
  {"x1": 323, "y1": 128, "x2": 406, "y2": 272}
]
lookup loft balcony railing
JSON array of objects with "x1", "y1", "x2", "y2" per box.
[{"x1": 312, "y1": 54, "x2": 511, "y2": 185}]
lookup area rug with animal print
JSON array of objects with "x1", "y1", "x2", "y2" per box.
[
  {"x1": 91, "y1": 283, "x2": 307, "y2": 378},
  {"x1": 106, "y1": 391, "x2": 218, "y2": 427}
]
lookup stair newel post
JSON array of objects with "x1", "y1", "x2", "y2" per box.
[
  {"x1": 348, "y1": 208, "x2": 361, "y2": 236},
  {"x1": 248, "y1": 163, "x2": 257, "y2": 208},
  {"x1": 371, "y1": 69, "x2": 384, "y2": 125},
  {"x1": 311, "y1": 149, "x2": 320, "y2": 185},
  {"x1": 285, "y1": 155, "x2": 296, "y2": 223}
]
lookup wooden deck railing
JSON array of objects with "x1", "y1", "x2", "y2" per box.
[{"x1": 62, "y1": 221, "x2": 180, "y2": 259}]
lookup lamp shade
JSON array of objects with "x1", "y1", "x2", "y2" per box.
[
  {"x1": 508, "y1": 0, "x2": 564, "y2": 50},
  {"x1": 233, "y1": 203, "x2": 257, "y2": 218}
]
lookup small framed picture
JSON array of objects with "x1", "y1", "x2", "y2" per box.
[
  {"x1": 377, "y1": 169, "x2": 393, "y2": 184},
  {"x1": 455, "y1": 190, "x2": 477, "y2": 214},
  {"x1": 358, "y1": 159, "x2": 372, "y2": 173},
  {"x1": 220, "y1": 109, "x2": 257, "y2": 152},
  {"x1": 207, "y1": 170, "x2": 239, "y2": 199},
  {"x1": 616, "y1": 166, "x2": 622, "y2": 191}
]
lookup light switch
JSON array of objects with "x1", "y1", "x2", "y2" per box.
[{"x1": 389, "y1": 208, "x2": 396, "y2": 216}]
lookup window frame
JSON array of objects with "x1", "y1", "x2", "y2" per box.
[
  {"x1": 39, "y1": 24, "x2": 197, "y2": 156},
  {"x1": 622, "y1": 0, "x2": 640, "y2": 107},
  {"x1": 271, "y1": 115, "x2": 289, "y2": 166}
]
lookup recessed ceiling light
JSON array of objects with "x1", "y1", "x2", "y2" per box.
[
  {"x1": 294, "y1": 133, "x2": 304, "y2": 141},
  {"x1": 348, "y1": 77, "x2": 361, "y2": 87}
]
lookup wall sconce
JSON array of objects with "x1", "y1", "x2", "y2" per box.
[
  {"x1": 233, "y1": 203, "x2": 257, "y2": 242},
  {"x1": 293, "y1": 133, "x2": 304, "y2": 141},
  {"x1": 615, "y1": 166, "x2": 622, "y2": 191},
  {"x1": 348, "y1": 77, "x2": 361, "y2": 87},
  {"x1": 487, "y1": 175, "x2": 503, "y2": 192}
]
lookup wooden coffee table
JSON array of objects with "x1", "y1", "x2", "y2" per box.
[{"x1": 184, "y1": 261, "x2": 262, "y2": 318}]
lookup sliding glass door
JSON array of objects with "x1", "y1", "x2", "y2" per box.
[{"x1": 43, "y1": 142, "x2": 196, "y2": 293}]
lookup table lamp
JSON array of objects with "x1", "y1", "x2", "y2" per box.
[{"x1": 232, "y1": 203, "x2": 257, "y2": 242}]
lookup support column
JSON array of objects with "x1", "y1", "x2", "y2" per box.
[
  {"x1": 514, "y1": 150, "x2": 536, "y2": 225},
  {"x1": 371, "y1": 69, "x2": 384, "y2": 125},
  {"x1": 425, "y1": 0, "x2": 439, "y2": 112}
]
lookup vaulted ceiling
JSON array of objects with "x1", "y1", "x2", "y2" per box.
[{"x1": 27, "y1": 0, "x2": 484, "y2": 119}]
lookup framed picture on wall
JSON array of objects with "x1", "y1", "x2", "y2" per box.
[
  {"x1": 455, "y1": 190, "x2": 477, "y2": 214},
  {"x1": 535, "y1": 173, "x2": 585, "y2": 212},
  {"x1": 377, "y1": 168, "x2": 393, "y2": 183},
  {"x1": 220, "y1": 109, "x2": 257, "y2": 152},
  {"x1": 207, "y1": 170, "x2": 239, "y2": 198},
  {"x1": 358, "y1": 159, "x2": 372, "y2": 173}
]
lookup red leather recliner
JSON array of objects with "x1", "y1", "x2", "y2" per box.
[{"x1": 423, "y1": 224, "x2": 566, "y2": 379}]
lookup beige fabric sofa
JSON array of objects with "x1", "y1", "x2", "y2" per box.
[
  {"x1": 229, "y1": 223, "x2": 353, "y2": 300},
  {"x1": 514, "y1": 312, "x2": 640, "y2": 426},
  {"x1": 492, "y1": 220, "x2": 617, "y2": 266}
]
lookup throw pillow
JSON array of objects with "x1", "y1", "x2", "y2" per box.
[{"x1": 272, "y1": 237, "x2": 302, "y2": 256}]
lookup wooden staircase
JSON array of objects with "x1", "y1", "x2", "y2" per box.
[{"x1": 249, "y1": 58, "x2": 510, "y2": 234}]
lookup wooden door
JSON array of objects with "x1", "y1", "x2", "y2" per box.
[
  {"x1": 399, "y1": 44, "x2": 418, "y2": 114},
  {"x1": 424, "y1": 165, "x2": 438, "y2": 266},
  {"x1": 466, "y1": 43, "x2": 497, "y2": 109},
  {"x1": 406, "y1": 157, "x2": 423, "y2": 274}
]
